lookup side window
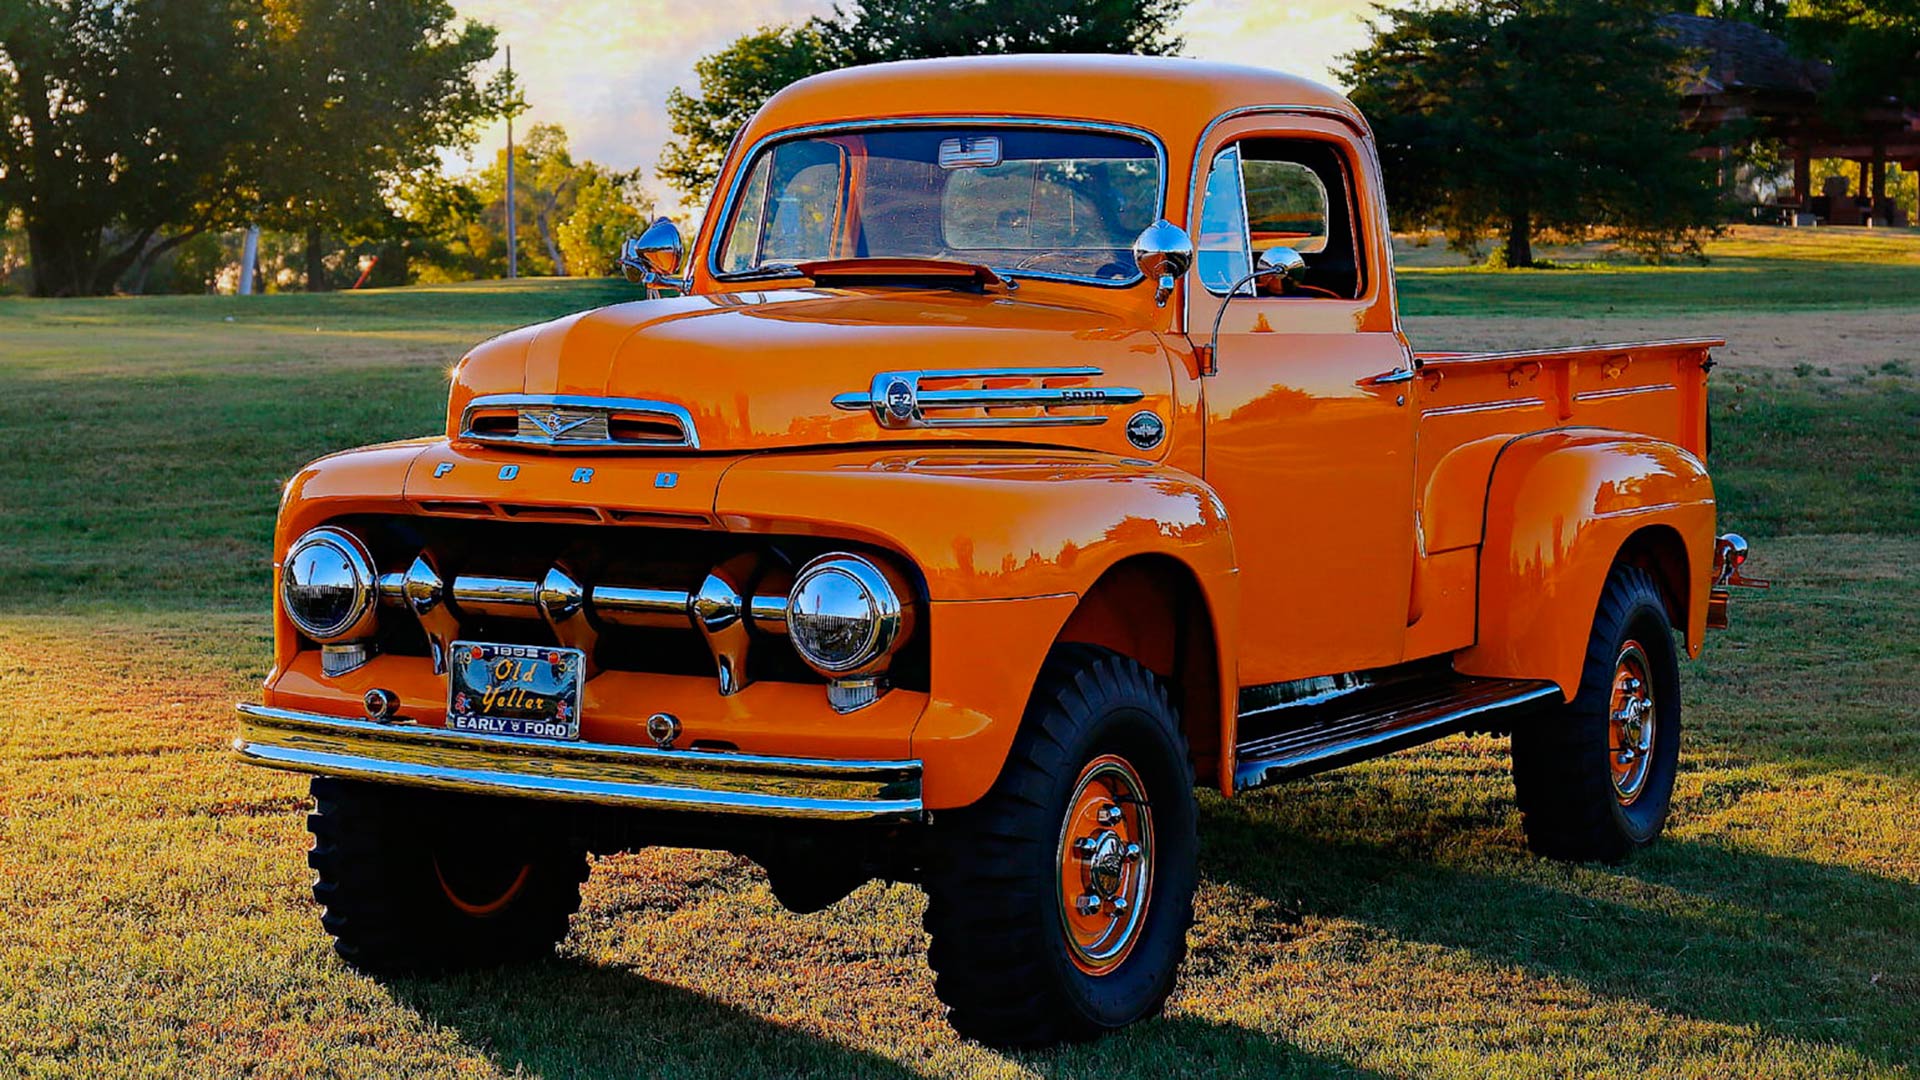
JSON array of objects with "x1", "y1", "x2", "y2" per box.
[
  {"x1": 1243, "y1": 161, "x2": 1328, "y2": 255},
  {"x1": 1195, "y1": 146, "x2": 1250, "y2": 293},
  {"x1": 1196, "y1": 138, "x2": 1365, "y2": 299}
]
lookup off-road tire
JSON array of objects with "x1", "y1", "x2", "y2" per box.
[
  {"x1": 922, "y1": 645, "x2": 1199, "y2": 1046},
  {"x1": 307, "y1": 777, "x2": 589, "y2": 972},
  {"x1": 1512, "y1": 565, "x2": 1683, "y2": 862}
]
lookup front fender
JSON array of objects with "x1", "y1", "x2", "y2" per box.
[
  {"x1": 1454, "y1": 431, "x2": 1715, "y2": 698},
  {"x1": 714, "y1": 449, "x2": 1236, "y2": 600},
  {"x1": 715, "y1": 449, "x2": 1240, "y2": 807}
]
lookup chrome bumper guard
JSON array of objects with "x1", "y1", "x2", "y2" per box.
[{"x1": 234, "y1": 703, "x2": 925, "y2": 822}]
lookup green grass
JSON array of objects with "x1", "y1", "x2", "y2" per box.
[
  {"x1": 1395, "y1": 225, "x2": 1920, "y2": 316},
  {"x1": 1, "y1": 254, "x2": 1917, "y2": 1077}
]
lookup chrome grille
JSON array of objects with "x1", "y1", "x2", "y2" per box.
[{"x1": 460, "y1": 394, "x2": 699, "y2": 451}]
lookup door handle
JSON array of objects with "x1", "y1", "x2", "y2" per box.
[{"x1": 1365, "y1": 366, "x2": 1417, "y2": 385}]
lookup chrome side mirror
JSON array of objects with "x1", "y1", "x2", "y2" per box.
[
  {"x1": 1255, "y1": 245, "x2": 1307, "y2": 286},
  {"x1": 619, "y1": 218, "x2": 690, "y2": 295},
  {"x1": 1132, "y1": 219, "x2": 1194, "y2": 307},
  {"x1": 1204, "y1": 246, "x2": 1310, "y2": 376}
]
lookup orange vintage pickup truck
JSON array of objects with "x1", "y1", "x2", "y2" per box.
[{"x1": 240, "y1": 55, "x2": 1767, "y2": 1044}]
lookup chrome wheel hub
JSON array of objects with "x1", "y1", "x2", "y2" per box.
[
  {"x1": 1057, "y1": 756, "x2": 1153, "y2": 974},
  {"x1": 1608, "y1": 642, "x2": 1657, "y2": 804}
]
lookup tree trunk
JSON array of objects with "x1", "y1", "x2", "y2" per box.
[
  {"x1": 1503, "y1": 210, "x2": 1534, "y2": 269},
  {"x1": 129, "y1": 229, "x2": 205, "y2": 295},
  {"x1": 25, "y1": 219, "x2": 105, "y2": 297},
  {"x1": 536, "y1": 207, "x2": 566, "y2": 276},
  {"x1": 90, "y1": 226, "x2": 158, "y2": 295},
  {"x1": 305, "y1": 226, "x2": 328, "y2": 292}
]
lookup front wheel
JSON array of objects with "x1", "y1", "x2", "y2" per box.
[
  {"x1": 1512, "y1": 565, "x2": 1683, "y2": 862},
  {"x1": 922, "y1": 645, "x2": 1198, "y2": 1046},
  {"x1": 307, "y1": 778, "x2": 589, "y2": 972}
]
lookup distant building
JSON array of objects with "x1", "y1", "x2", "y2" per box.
[{"x1": 1663, "y1": 13, "x2": 1918, "y2": 226}]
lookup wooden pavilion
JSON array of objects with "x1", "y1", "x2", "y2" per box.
[{"x1": 1662, "y1": 14, "x2": 1920, "y2": 226}]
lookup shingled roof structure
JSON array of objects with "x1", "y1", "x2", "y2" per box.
[{"x1": 1657, "y1": 14, "x2": 1918, "y2": 225}]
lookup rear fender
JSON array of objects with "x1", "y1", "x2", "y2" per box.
[{"x1": 1454, "y1": 431, "x2": 1715, "y2": 698}]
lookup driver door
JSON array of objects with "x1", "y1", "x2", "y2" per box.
[{"x1": 1190, "y1": 121, "x2": 1418, "y2": 686}]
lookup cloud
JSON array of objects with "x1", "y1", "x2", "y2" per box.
[{"x1": 448, "y1": 0, "x2": 1377, "y2": 199}]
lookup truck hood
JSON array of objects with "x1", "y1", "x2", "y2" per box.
[{"x1": 447, "y1": 288, "x2": 1178, "y2": 458}]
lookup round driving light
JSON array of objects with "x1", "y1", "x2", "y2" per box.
[
  {"x1": 785, "y1": 554, "x2": 909, "y2": 676},
  {"x1": 281, "y1": 526, "x2": 377, "y2": 642}
]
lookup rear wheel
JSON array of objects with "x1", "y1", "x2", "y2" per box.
[
  {"x1": 1512, "y1": 565, "x2": 1683, "y2": 862},
  {"x1": 307, "y1": 777, "x2": 588, "y2": 971},
  {"x1": 923, "y1": 645, "x2": 1198, "y2": 1046}
]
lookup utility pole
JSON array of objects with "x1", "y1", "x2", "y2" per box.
[{"x1": 505, "y1": 44, "x2": 518, "y2": 280}]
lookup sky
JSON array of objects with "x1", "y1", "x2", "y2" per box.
[{"x1": 446, "y1": 0, "x2": 1378, "y2": 202}]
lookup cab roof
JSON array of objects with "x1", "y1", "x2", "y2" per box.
[{"x1": 747, "y1": 54, "x2": 1367, "y2": 148}]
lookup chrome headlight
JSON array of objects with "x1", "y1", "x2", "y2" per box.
[
  {"x1": 785, "y1": 554, "x2": 911, "y2": 677},
  {"x1": 281, "y1": 527, "x2": 377, "y2": 642}
]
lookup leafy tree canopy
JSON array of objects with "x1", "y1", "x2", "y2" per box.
[
  {"x1": 413, "y1": 123, "x2": 652, "y2": 281},
  {"x1": 658, "y1": 0, "x2": 1186, "y2": 202},
  {"x1": 1342, "y1": 0, "x2": 1723, "y2": 266},
  {"x1": 0, "y1": 0, "x2": 499, "y2": 296}
]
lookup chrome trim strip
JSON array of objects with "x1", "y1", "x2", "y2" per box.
[
  {"x1": 459, "y1": 393, "x2": 700, "y2": 451},
  {"x1": 1420, "y1": 397, "x2": 1547, "y2": 418},
  {"x1": 833, "y1": 366, "x2": 1144, "y2": 430},
  {"x1": 234, "y1": 703, "x2": 924, "y2": 821},
  {"x1": 1573, "y1": 383, "x2": 1678, "y2": 402},
  {"x1": 704, "y1": 116, "x2": 1170, "y2": 289}
]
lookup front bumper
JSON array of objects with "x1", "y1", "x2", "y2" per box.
[{"x1": 234, "y1": 703, "x2": 925, "y2": 821}]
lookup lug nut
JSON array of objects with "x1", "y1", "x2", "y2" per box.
[
  {"x1": 1073, "y1": 837, "x2": 1099, "y2": 859},
  {"x1": 1109, "y1": 896, "x2": 1130, "y2": 915},
  {"x1": 1122, "y1": 842, "x2": 1142, "y2": 863},
  {"x1": 1095, "y1": 803, "x2": 1123, "y2": 826},
  {"x1": 1075, "y1": 894, "x2": 1102, "y2": 916}
]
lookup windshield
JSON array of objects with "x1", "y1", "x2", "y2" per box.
[{"x1": 715, "y1": 126, "x2": 1162, "y2": 284}]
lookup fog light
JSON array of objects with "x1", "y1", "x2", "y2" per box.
[
  {"x1": 785, "y1": 554, "x2": 910, "y2": 677},
  {"x1": 281, "y1": 526, "x2": 377, "y2": 642}
]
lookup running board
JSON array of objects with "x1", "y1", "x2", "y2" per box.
[{"x1": 1232, "y1": 673, "x2": 1560, "y2": 793}]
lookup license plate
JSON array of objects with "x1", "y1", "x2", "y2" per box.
[{"x1": 446, "y1": 641, "x2": 585, "y2": 741}]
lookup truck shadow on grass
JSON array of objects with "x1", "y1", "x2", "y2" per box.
[
  {"x1": 388, "y1": 958, "x2": 924, "y2": 1079},
  {"x1": 1199, "y1": 787, "x2": 1919, "y2": 1071},
  {"x1": 386, "y1": 955, "x2": 1392, "y2": 1080}
]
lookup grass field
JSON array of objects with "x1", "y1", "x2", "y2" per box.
[{"x1": 2, "y1": 227, "x2": 1917, "y2": 1078}]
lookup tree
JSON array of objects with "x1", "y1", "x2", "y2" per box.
[
  {"x1": 658, "y1": 24, "x2": 842, "y2": 202},
  {"x1": 658, "y1": 0, "x2": 1188, "y2": 203},
  {"x1": 248, "y1": 0, "x2": 499, "y2": 291},
  {"x1": 412, "y1": 124, "x2": 651, "y2": 281},
  {"x1": 0, "y1": 0, "x2": 270, "y2": 296},
  {"x1": 1342, "y1": 0, "x2": 1723, "y2": 266},
  {"x1": 556, "y1": 172, "x2": 655, "y2": 277},
  {"x1": 1788, "y1": 0, "x2": 1920, "y2": 124},
  {"x1": 836, "y1": 0, "x2": 1185, "y2": 63}
]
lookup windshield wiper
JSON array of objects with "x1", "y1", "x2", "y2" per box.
[{"x1": 727, "y1": 263, "x2": 807, "y2": 281}]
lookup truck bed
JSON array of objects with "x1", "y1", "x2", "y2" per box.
[
  {"x1": 1400, "y1": 336, "x2": 1722, "y2": 661},
  {"x1": 1411, "y1": 337, "x2": 1721, "y2": 462}
]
